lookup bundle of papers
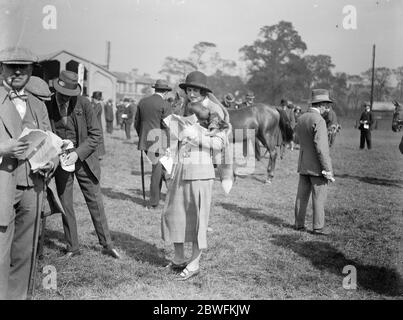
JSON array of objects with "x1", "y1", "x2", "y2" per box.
[{"x1": 17, "y1": 128, "x2": 64, "y2": 172}]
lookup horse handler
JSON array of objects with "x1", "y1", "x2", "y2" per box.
[{"x1": 294, "y1": 89, "x2": 334, "y2": 236}]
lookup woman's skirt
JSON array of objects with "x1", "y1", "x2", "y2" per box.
[{"x1": 161, "y1": 163, "x2": 214, "y2": 249}]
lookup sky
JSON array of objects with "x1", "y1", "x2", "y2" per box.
[{"x1": 0, "y1": 0, "x2": 402, "y2": 78}]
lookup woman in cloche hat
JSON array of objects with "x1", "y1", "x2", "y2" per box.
[{"x1": 161, "y1": 70, "x2": 231, "y2": 281}]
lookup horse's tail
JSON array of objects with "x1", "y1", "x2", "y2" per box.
[{"x1": 277, "y1": 107, "x2": 294, "y2": 143}]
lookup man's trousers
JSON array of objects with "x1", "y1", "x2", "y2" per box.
[
  {"x1": 54, "y1": 160, "x2": 112, "y2": 253},
  {"x1": 0, "y1": 185, "x2": 43, "y2": 300},
  {"x1": 145, "y1": 152, "x2": 165, "y2": 207},
  {"x1": 106, "y1": 121, "x2": 113, "y2": 134},
  {"x1": 123, "y1": 121, "x2": 131, "y2": 139},
  {"x1": 294, "y1": 174, "x2": 328, "y2": 231},
  {"x1": 360, "y1": 129, "x2": 371, "y2": 149}
]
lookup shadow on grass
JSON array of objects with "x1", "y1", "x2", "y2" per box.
[
  {"x1": 128, "y1": 188, "x2": 166, "y2": 202},
  {"x1": 41, "y1": 229, "x2": 66, "y2": 253},
  {"x1": 101, "y1": 187, "x2": 146, "y2": 206},
  {"x1": 217, "y1": 202, "x2": 294, "y2": 229},
  {"x1": 110, "y1": 231, "x2": 168, "y2": 266},
  {"x1": 131, "y1": 170, "x2": 152, "y2": 176},
  {"x1": 271, "y1": 234, "x2": 403, "y2": 297},
  {"x1": 335, "y1": 174, "x2": 403, "y2": 188}
]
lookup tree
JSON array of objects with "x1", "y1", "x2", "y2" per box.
[
  {"x1": 392, "y1": 66, "x2": 403, "y2": 101},
  {"x1": 159, "y1": 56, "x2": 197, "y2": 84},
  {"x1": 207, "y1": 70, "x2": 247, "y2": 100},
  {"x1": 362, "y1": 67, "x2": 392, "y2": 101},
  {"x1": 304, "y1": 54, "x2": 335, "y2": 88},
  {"x1": 159, "y1": 42, "x2": 240, "y2": 89},
  {"x1": 240, "y1": 21, "x2": 308, "y2": 104}
]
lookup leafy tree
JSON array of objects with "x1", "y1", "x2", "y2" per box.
[
  {"x1": 362, "y1": 67, "x2": 392, "y2": 101},
  {"x1": 159, "y1": 56, "x2": 197, "y2": 84},
  {"x1": 207, "y1": 70, "x2": 247, "y2": 100},
  {"x1": 304, "y1": 54, "x2": 335, "y2": 88},
  {"x1": 240, "y1": 21, "x2": 308, "y2": 104}
]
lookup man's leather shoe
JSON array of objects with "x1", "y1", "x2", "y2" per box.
[
  {"x1": 312, "y1": 229, "x2": 330, "y2": 236},
  {"x1": 294, "y1": 225, "x2": 306, "y2": 232},
  {"x1": 102, "y1": 247, "x2": 121, "y2": 259}
]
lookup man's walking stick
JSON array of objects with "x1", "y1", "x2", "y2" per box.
[
  {"x1": 27, "y1": 178, "x2": 46, "y2": 300},
  {"x1": 140, "y1": 150, "x2": 146, "y2": 205}
]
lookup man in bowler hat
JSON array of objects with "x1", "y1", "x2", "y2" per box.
[
  {"x1": 0, "y1": 47, "x2": 58, "y2": 299},
  {"x1": 46, "y1": 70, "x2": 120, "y2": 259},
  {"x1": 104, "y1": 99, "x2": 114, "y2": 134},
  {"x1": 294, "y1": 89, "x2": 334, "y2": 236},
  {"x1": 135, "y1": 79, "x2": 172, "y2": 209},
  {"x1": 91, "y1": 91, "x2": 106, "y2": 158}
]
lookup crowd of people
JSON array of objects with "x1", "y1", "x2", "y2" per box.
[{"x1": 0, "y1": 46, "x2": 400, "y2": 299}]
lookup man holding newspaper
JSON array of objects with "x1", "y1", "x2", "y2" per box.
[{"x1": 0, "y1": 47, "x2": 58, "y2": 300}]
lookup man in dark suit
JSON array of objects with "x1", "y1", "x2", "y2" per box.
[
  {"x1": 122, "y1": 98, "x2": 135, "y2": 140},
  {"x1": 104, "y1": 99, "x2": 114, "y2": 134},
  {"x1": 91, "y1": 91, "x2": 105, "y2": 158},
  {"x1": 0, "y1": 47, "x2": 58, "y2": 299},
  {"x1": 134, "y1": 79, "x2": 171, "y2": 209},
  {"x1": 358, "y1": 102, "x2": 373, "y2": 150},
  {"x1": 46, "y1": 70, "x2": 120, "y2": 259},
  {"x1": 294, "y1": 89, "x2": 334, "y2": 236}
]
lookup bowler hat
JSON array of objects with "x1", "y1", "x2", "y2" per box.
[
  {"x1": 0, "y1": 46, "x2": 38, "y2": 64},
  {"x1": 152, "y1": 79, "x2": 172, "y2": 91},
  {"x1": 224, "y1": 93, "x2": 235, "y2": 103},
  {"x1": 53, "y1": 70, "x2": 81, "y2": 96},
  {"x1": 246, "y1": 91, "x2": 255, "y2": 98},
  {"x1": 310, "y1": 89, "x2": 332, "y2": 104},
  {"x1": 179, "y1": 71, "x2": 211, "y2": 93},
  {"x1": 92, "y1": 91, "x2": 103, "y2": 100}
]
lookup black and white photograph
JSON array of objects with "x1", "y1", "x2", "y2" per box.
[{"x1": 0, "y1": 0, "x2": 402, "y2": 304}]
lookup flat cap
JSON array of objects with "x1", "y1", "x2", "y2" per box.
[{"x1": 0, "y1": 47, "x2": 38, "y2": 64}]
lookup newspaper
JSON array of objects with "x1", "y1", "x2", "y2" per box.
[{"x1": 17, "y1": 128, "x2": 64, "y2": 171}]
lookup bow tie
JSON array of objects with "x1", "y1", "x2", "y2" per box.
[{"x1": 8, "y1": 91, "x2": 28, "y2": 101}]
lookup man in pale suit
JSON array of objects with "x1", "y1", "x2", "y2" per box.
[
  {"x1": 0, "y1": 47, "x2": 58, "y2": 299},
  {"x1": 294, "y1": 89, "x2": 334, "y2": 236}
]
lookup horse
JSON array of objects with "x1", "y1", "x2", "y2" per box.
[{"x1": 171, "y1": 92, "x2": 294, "y2": 183}]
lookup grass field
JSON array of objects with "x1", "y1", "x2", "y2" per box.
[{"x1": 34, "y1": 119, "x2": 403, "y2": 300}]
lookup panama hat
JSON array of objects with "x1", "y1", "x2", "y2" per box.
[
  {"x1": 53, "y1": 70, "x2": 81, "y2": 96},
  {"x1": 179, "y1": 71, "x2": 211, "y2": 93},
  {"x1": 0, "y1": 47, "x2": 38, "y2": 64},
  {"x1": 310, "y1": 89, "x2": 332, "y2": 104},
  {"x1": 152, "y1": 79, "x2": 172, "y2": 91}
]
